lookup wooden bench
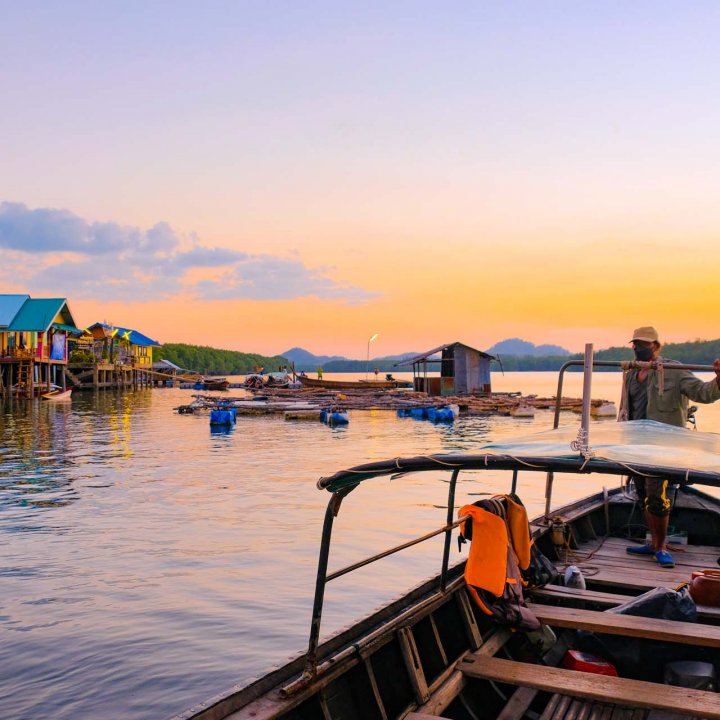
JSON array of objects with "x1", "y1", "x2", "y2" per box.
[
  {"x1": 530, "y1": 585, "x2": 720, "y2": 623},
  {"x1": 527, "y1": 603, "x2": 720, "y2": 647},
  {"x1": 460, "y1": 655, "x2": 720, "y2": 719}
]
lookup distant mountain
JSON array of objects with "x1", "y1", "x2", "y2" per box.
[
  {"x1": 281, "y1": 347, "x2": 346, "y2": 370},
  {"x1": 373, "y1": 352, "x2": 419, "y2": 362},
  {"x1": 486, "y1": 338, "x2": 571, "y2": 357},
  {"x1": 282, "y1": 347, "x2": 420, "y2": 371}
]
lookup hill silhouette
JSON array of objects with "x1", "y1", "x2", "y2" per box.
[{"x1": 486, "y1": 338, "x2": 570, "y2": 357}]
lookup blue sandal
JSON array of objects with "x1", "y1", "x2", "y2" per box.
[
  {"x1": 626, "y1": 544, "x2": 655, "y2": 555},
  {"x1": 655, "y1": 550, "x2": 675, "y2": 568}
]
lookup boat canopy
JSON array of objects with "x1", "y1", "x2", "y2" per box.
[{"x1": 318, "y1": 420, "x2": 720, "y2": 493}]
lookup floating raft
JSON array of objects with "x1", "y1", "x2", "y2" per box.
[
  {"x1": 241, "y1": 387, "x2": 612, "y2": 417},
  {"x1": 175, "y1": 395, "x2": 322, "y2": 416}
]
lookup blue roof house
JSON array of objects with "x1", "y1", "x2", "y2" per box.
[{"x1": 86, "y1": 322, "x2": 160, "y2": 366}]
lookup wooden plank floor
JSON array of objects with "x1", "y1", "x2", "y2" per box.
[
  {"x1": 461, "y1": 656, "x2": 720, "y2": 719},
  {"x1": 553, "y1": 536, "x2": 720, "y2": 593}
]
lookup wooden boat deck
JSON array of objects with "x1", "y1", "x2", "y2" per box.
[
  {"x1": 551, "y1": 534, "x2": 720, "y2": 595},
  {"x1": 531, "y1": 535, "x2": 720, "y2": 623},
  {"x1": 510, "y1": 533, "x2": 720, "y2": 720}
]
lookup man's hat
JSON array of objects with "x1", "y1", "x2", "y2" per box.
[{"x1": 630, "y1": 326, "x2": 660, "y2": 343}]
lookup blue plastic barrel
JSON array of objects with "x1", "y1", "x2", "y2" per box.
[
  {"x1": 432, "y1": 407, "x2": 455, "y2": 422},
  {"x1": 327, "y1": 411, "x2": 349, "y2": 425},
  {"x1": 210, "y1": 408, "x2": 236, "y2": 425}
]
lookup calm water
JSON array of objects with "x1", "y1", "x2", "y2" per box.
[{"x1": 1, "y1": 371, "x2": 719, "y2": 719}]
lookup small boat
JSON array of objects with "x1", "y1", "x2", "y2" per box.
[
  {"x1": 243, "y1": 373, "x2": 266, "y2": 389},
  {"x1": 173, "y1": 352, "x2": 720, "y2": 720},
  {"x1": 203, "y1": 378, "x2": 230, "y2": 391},
  {"x1": 41, "y1": 387, "x2": 72, "y2": 401},
  {"x1": 298, "y1": 375, "x2": 408, "y2": 390}
]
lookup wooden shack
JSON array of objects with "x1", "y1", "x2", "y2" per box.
[
  {"x1": 397, "y1": 342, "x2": 495, "y2": 396},
  {"x1": 0, "y1": 295, "x2": 81, "y2": 396},
  {"x1": 85, "y1": 322, "x2": 160, "y2": 366}
]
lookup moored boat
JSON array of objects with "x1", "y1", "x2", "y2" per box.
[
  {"x1": 298, "y1": 375, "x2": 411, "y2": 390},
  {"x1": 172, "y1": 351, "x2": 720, "y2": 720},
  {"x1": 203, "y1": 378, "x2": 230, "y2": 391},
  {"x1": 41, "y1": 387, "x2": 72, "y2": 401}
]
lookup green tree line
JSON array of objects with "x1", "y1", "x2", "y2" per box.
[
  {"x1": 155, "y1": 343, "x2": 289, "y2": 376},
  {"x1": 155, "y1": 338, "x2": 719, "y2": 375}
]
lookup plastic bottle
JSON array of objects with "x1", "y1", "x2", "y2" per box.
[{"x1": 564, "y1": 565, "x2": 586, "y2": 590}]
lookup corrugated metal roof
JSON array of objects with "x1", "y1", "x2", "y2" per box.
[
  {"x1": 8, "y1": 298, "x2": 76, "y2": 332},
  {"x1": 153, "y1": 359, "x2": 185, "y2": 371},
  {"x1": 0, "y1": 294, "x2": 30, "y2": 327},
  {"x1": 89, "y1": 322, "x2": 160, "y2": 347},
  {"x1": 393, "y1": 342, "x2": 495, "y2": 367}
]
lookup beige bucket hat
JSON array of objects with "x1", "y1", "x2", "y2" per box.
[{"x1": 630, "y1": 326, "x2": 660, "y2": 343}]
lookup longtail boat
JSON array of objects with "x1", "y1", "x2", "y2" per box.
[
  {"x1": 298, "y1": 375, "x2": 411, "y2": 390},
  {"x1": 172, "y1": 349, "x2": 720, "y2": 720}
]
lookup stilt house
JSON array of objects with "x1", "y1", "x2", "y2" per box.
[
  {"x1": 0, "y1": 295, "x2": 81, "y2": 396},
  {"x1": 396, "y1": 342, "x2": 495, "y2": 396}
]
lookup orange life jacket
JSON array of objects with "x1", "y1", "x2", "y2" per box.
[{"x1": 458, "y1": 495, "x2": 540, "y2": 631}]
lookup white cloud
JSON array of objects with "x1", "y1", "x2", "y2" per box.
[{"x1": 0, "y1": 201, "x2": 377, "y2": 303}]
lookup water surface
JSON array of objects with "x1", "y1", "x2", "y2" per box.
[{"x1": 1, "y1": 371, "x2": 718, "y2": 719}]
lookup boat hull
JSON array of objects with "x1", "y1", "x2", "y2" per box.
[
  {"x1": 298, "y1": 376, "x2": 407, "y2": 390},
  {"x1": 173, "y1": 484, "x2": 720, "y2": 720},
  {"x1": 41, "y1": 389, "x2": 72, "y2": 401}
]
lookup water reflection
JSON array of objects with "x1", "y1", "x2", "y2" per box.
[{"x1": 0, "y1": 373, "x2": 718, "y2": 720}]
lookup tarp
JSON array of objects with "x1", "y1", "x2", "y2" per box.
[
  {"x1": 319, "y1": 420, "x2": 720, "y2": 492},
  {"x1": 478, "y1": 420, "x2": 720, "y2": 474}
]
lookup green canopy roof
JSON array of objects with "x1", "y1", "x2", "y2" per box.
[
  {"x1": 52, "y1": 322, "x2": 84, "y2": 336},
  {"x1": 8, "y1": 298, "x2": 76, "y2": 332}
]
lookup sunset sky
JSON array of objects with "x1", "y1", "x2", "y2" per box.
[{"x1": 1, "y1": 2, "x2": 718, "y2": 358}]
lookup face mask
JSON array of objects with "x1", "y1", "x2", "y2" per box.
[{"x1": 634, "y1": 347, "x2": 653, "y2": 361}]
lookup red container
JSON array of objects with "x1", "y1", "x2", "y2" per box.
[{"x1": 562, "y1": 650, "x2": 618, "y2": 676}]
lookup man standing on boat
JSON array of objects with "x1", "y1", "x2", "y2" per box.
[{"x1": 621, "y1": 326, "x2": 720, "y2": 568}]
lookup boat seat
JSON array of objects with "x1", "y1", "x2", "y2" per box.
[
  {"x1": 527, "y1": 603, "x2": 720, "y2": 647},
  {"x1": 460, "y1": 655, "x2": 720, "y2": 719},
  {"x1": 530, "y1": 585, "x2": 720, "y2": 623},
  {"x1": 406, "y1": 713, "x2": 451, "y2": 720}
]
